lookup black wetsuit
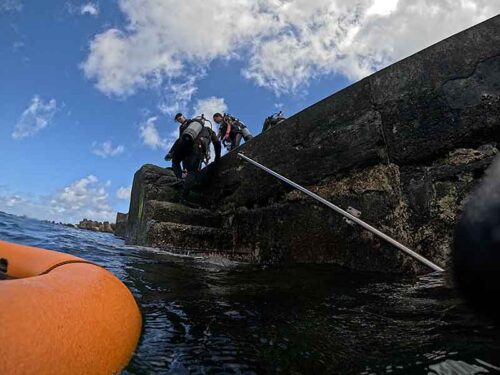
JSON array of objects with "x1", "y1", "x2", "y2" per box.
[
  {"x1": 169, "y1": 120, "x2": 192, "y2": 179},
  {"x1": 219, "y1": 118, "x2": 245, "y2": 151},
  {"x1": 169, "y1": 120, "x2": 221, "y2": 178},
  {"x1": 188, "y1": 127, "x2": 221, "y2": 169}
]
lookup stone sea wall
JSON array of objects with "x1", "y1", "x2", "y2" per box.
[{"x1": 123, "y1": 15, "x2": 500, "y2": 273}]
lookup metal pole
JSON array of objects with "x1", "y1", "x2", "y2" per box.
[{"x1": 237, "y1": 153, "x2": 444, "y2": 273}]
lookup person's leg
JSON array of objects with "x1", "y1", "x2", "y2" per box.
[
  {"x1": 231, "y1": 133, "x2": 243, "y2": 150},
  {"x1": 184, "y1": 153, "x2": 202, "y2": 174},
  {"x1": 181, "y1": 153, "x2": 202, "y2": 198},
  {"x1": 171, "y1": 139, "x2": 189, "y2": 179},
  {"x1": 171, "y1": 158, "x2": 183, "y2": 179}
]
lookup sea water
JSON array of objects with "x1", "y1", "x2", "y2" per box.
[{"x1": 1, "y1": 211, "x2": 499, "y2": 374}]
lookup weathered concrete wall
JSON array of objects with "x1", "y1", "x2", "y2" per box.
[{"x1": 125, "y1": 15, "x2": 500, "y2": 273}]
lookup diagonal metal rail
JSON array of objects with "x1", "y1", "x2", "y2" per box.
[{"x1": 237, "y1": 153, "x2": 444, "y2": 273}]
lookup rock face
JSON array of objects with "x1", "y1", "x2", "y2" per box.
[
  {"x1": 124, "y1": 16, "x2": 500, "y2": 273},
  {"x1": 114, "y1": 212, "x2": 128, "y2": 238},
  {"x1": 77, "y1": 219, "x2": 115, "y2": 234}
]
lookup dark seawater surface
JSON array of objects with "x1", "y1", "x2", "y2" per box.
[{"x1": 1, "y1": 211, "x2": 499, "y2": 374}]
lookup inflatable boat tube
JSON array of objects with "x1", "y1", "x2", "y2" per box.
[{"x1": 0, "y1": 240, "x2": 142, "y2": 374}]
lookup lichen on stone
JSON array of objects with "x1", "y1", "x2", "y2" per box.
[{"x1": 443, "y1": 144, "x2": 498, "y2": 166}]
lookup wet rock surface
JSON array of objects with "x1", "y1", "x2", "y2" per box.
[
  {"x1": 124, "y1": 16, "x2": 500, "y2": 273},
  {"x1": 126, "y1": 164, "x2": 182, "y2": 245}
]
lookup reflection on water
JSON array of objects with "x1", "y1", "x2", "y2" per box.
[{"x1": 1, "y1": 212, "x2": 499, "y2": 374}]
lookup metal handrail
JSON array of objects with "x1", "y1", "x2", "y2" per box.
[{"x1": 237, "y1": 153, "x2": 444, "y2": 273}]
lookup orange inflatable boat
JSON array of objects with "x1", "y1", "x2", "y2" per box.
[{"x1": 0, "y1": 240, "x2": 142, "y2": 374}]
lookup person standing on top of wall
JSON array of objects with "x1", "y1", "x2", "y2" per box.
[{"x1": 213, "y1": 113, "x2": 253, "y2": 151}]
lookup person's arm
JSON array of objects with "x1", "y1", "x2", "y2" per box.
[
  {"x1": 223, "y1": 118, "x2": 232, "y2": 140},
  {"x1": 165, "y1": 139, "x2": 179, "y2": 161},
  {"x1": 211, "y1": 131, "x2": 222, "y2": 161}
]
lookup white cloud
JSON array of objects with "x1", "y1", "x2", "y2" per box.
[
  {"x1": 4, "y1": 195, "x2": 26, "y2": 207},
  {"x1": 158, "y1": 76, "x2": 199, "y2": 116},
  {"x1": 80, "y1": 2, "x2": 99, "y2": 16},
  {"x1": 83, "y1": 0, "x2": 500, "y2": 97},
  {"x1": 12, "y1": 96, "x2": 58, "y2": 139},
  {"x1": 83, "y1": 27, "x2": 183, "y2": 97},
  {"x1": 49, "y1": 175, "x2": 115, "y2": 222},
  {"x1": 81, "y1": 0, "x2": 272, "y2": 97},
  {"x1": 0, "y1": 194, "x2": 43, "y2": 218},
  {"x1": 116, "y1": 186, "x2": 131, "y2": 200},
  {"x1": 65, "y1": 1, "x2": 99, "y2": 17},
  {"x1": 0, "y1": 176, "x2": 115, "y2": 223},
  {"x1": 367, "y1": 0, "x2": 399, "y2": 16},
  {"x1": 243, "y1": 0, "x2": 500, "y2": 94},
  {"x1": 192, "y1": 97, "x2": 228, "y2": 118},
  {"x1": 91, "y1": 140, "x2": 125, "y2": 158},
  {"x1": 140, "y1": 116, "x2": 173, "y2": 150},
  {"x1": 0, "y1": 0, "x2": 22, "y2": 12}
]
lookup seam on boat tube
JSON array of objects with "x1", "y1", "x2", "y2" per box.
[{"x1": 39, "y1": 260, "x2": 101, "y2": 276}]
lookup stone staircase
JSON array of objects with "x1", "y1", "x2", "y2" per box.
[{"x1": 140, "y1": 200, "x2": 235, "y2": 256}]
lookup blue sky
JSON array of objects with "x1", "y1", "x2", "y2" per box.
[{"x1": 0, "y1": 0, "x2": 498, "y2": 223}]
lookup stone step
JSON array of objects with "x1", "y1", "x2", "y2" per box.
[
  {"x1": 146, "y1": 221, "x2": 235, "y2": 254},
  {"x1": 145, "y1": 200, "x2": 222, "y2": 229}
]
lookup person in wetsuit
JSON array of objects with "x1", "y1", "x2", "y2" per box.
[
  {"x1": 262, "y1": 111, "x2": 286, "y2": 132},
  {"x1": 165, "y1": 113, "x2": 192, "y2": 179},
  {"x1": 213, "y1": 113, "x2": 252, "y2": 151},
  {"x1": 165, "y1": 113, "x2": 221, "y2": 179}
]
